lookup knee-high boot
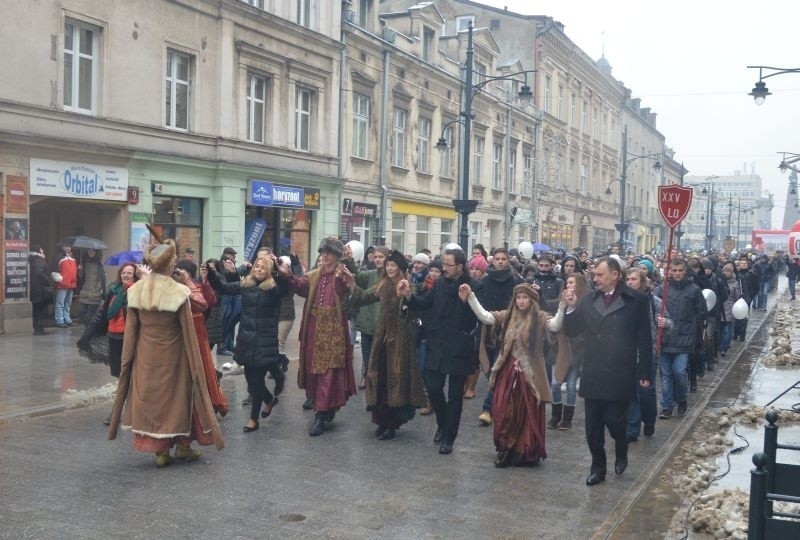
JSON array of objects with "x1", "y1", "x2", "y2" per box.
[{"x1": 548, "y1": 402, "x2": 563, "y2": 429}]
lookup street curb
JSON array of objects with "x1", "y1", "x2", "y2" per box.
[
  {"x1": 596, "y1": 295, "x2": 780, "y2": 539},
  {"x1": 0, "y1": 402, "x2": 67, "y2": 424}
]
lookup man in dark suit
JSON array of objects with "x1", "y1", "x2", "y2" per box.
[
  {"x1": 398, "y1": 248, "x2": 477, "y2": 455},
  {"x1": 564, "y1": 256, "x2": 653, "y2": 486}
]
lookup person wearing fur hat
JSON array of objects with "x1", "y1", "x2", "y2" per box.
[
  {"x1": 277, "y1": 236, "x2": 357, "y2": 436},
  {"x1": 346, "y1": 250, "x2": 427, "y2": 440},
  {"x1": 460, "y1": 282, "x2": 565, "y2": 466},
  {"x1": 108, "y1": 239, "x2": 224, "y2": 468}
]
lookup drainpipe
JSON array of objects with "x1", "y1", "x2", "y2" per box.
[
  {"x1": 503, "y1": 89, "x2": 512, "y2": 249},
  {"x1": 377, "y1": 47, "x2": 390, "y2": 246},
  {"x1": 337, "y1": 21, "x2": 348, "y2": 235}
]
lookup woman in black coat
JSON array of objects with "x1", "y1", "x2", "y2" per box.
[
  {"x1": 207, "y1": 255, "x2": 287, "y2": 433},
  {"x1": 29, "y1": 245, "x2": 53, "y2": 335}
]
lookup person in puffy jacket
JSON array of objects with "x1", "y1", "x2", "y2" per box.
[
  {"x1": 53, "y1": 245, "x2": 78, "y2": 327},
  {"x1": 208, "y1": 256, "x2": 288, "y2": 433}
]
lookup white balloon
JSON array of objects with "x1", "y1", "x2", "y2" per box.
[
  {"x1": 345, "y1": 240, "x2": 364, "y2": 264},
  {"x1": 518, "y1": 241, "x2": 534, "y2": 260},
  {"x1": 732, "y1": 298, "x2": 749, "y2": 320},
  {"x1": 442, "y1": 243, "x2": 463, "y2": 253},
  {"x1": 702, "y1": 289, "x2": 716, "y2": 311}
]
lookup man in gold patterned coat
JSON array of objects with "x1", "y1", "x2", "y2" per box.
[{"x1": 279, "y1": 237, "x2": 356, "y2": 436}]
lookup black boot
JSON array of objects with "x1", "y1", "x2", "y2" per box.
[
  {"x1": 309, "y1": 413, "x2": 326, "y2": 436},
  {"x1": 547, "y1": 403, "x2": 563, "y2": 429},
  {"x1": 558, "y1": 405, "x2": 575, "y2": 430}
]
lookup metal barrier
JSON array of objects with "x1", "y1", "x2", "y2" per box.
[{"x1": 748, "y1": 410, "x2": 800, "y2": 539}]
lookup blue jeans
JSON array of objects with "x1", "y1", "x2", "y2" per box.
[
  {"x1": 659, "y1": 352, "x2": 688, "y2": 411},
  {"x1": 719, "y1": 321, "x2": 732, "y2": 352},
  {"x1": 551, "y1": 364, "x2": 580, "y2": 406},
  {"x1": 54, "y1": 289, "x2": 73, "y2": 324},
  {"x1": 757, "y1": 280, "x2": 770, "y2": 309},
  {"x1": 221, "y1": 295, "x2": 241, "y2": 351},
  {"x1": 417, "y1": 340, "x2": 428, "y2": 373}
]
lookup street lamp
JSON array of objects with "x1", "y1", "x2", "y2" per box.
[
  {"x1": 436, "y1": 22, "x2": 536, "y2": 250},
  {"x1": 747, "y1": 65, "x2": 800, "y2": 105},
  {"x1": 604, "y1": 124, "x2": 662, "y2": 250}
]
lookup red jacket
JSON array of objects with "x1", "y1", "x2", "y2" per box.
[{"x1": 57, "y1": 255, "x2": 78, "y2": 290}]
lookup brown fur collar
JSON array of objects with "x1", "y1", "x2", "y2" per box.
[
  {"x1": 240, "y1": 274, "x2": 276, "y2": 290},
  {"x1": 127, "y1": 273, "x2": 190, "y2": 312}
]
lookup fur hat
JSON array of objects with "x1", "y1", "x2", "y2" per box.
[
  {"x1": 318, "y1": 236, "x2": 344, "y2": 257},
  {"x1": 387, "y1": 250, "x2": 408, "y2": 272},
  {"x1": 513, "y1": 282, "x2": 540, "y2": 303},
  {"x1": 145, "y1": 239, "x2": 177, "y2": 274}
]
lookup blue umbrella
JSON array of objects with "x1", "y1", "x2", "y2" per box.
[
  {"x1": 532, "y1": 242, "x2": 550, "y2": 252},
  {"x1": 104, "y1": 250, "x2": 143, "y2": 266}
]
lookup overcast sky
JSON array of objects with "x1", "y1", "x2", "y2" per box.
[{"x1": 480, "y1": 0, "x2": 799, "y2": 227}]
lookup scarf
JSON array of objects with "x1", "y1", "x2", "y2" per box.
[{"x1": 106, "y1": 281, "x2": 133, "y2": 318}]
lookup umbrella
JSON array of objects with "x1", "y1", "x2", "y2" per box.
[
  {"x1": 71, "y1": 235, "x2": 108, "y2": 250},
  {"x1": 104, "y1": 250, "x2": 143, "y2": 266},
  {"x1": 532, "y1": 242, "x2": 550, "y2": 252}
]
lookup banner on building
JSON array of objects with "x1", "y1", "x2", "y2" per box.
[
  {"x1": 5, "y1": 175, "x2": 28, "y2": 214},
  {"x1": 248, "y1": 179, "x2": 321, "y2": 210},
  {"x1": 30, "y1": 158, "x2": 128, "y2": 201},
  {"x1": 243, "y1": 218, "x2": 268, "y2": 262},
  {"x1": 4, "y1": 218, "x2": 29, "y2": 300}
]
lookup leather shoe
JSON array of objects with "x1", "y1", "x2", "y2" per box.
[
  {"x1": 433, "y1": 428, "x2": 444, "y2": 444},
  {"x1": 378, "y1": 428, "x2": 396, "y2": 440},
  {"x1": 615, "y1": 458, "x2": 628, "y2": 475},
  {"x1": 243, "y1": 421, "x2": 259, "y2": 433},
  {"x1": 302, "y1": 398, "x2": 314, "y2": 410},
  {"x1": 374, "y1": 426, "x2": 387, "y2": 438},
  {"x1": 586, "y1": 472, "x2": 606, "y2": 486},
  {"x1": 309, "y1": 416, "x2": 325, "y2": 436},
  {"x1": 438, "y1": 440, "x2": 453, "y2": 454},
  {"x1": 261, "y1": 397, "x2": 279, "y2": 418}
]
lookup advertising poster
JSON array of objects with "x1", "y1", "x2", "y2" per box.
[
  {"x1": 130, "y1": 213, "x2": 152, "y2": 253},
  {"x1": 6, "y1": 175, "x2": 29, "y2": 214},
  {"x1": 30, "y1": 158, "x2": 128, "y2": 201},
  {"x1": 4, "y1": 218, "x2": 29, "y2": 300}
]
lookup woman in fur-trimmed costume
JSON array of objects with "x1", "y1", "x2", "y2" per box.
[
  {"x1": 108, "y1": 239, "x2": 224, "y2": 468},
  {"x1": 461, "y1": 282, "x2": 565, "y2": 467},
  {"x1": 347, "y1": 250, "x2": 427, "y2": 440}
]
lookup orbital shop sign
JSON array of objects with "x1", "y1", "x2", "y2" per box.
[
  {"x1": 30, "y1": 158, "x2": 128, "y2": 201},
  {"x1": 658, "y1": 184, "x2": 693, "y2": 229}
]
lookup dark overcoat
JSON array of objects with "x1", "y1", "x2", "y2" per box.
[
  {"x1": 564, "y1": 283, "x2": 653, "y2": 403},
  {"x1": 406, "y1": 271, "x2": 478, "y2": 376}
]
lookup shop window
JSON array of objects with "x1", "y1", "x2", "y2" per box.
[
  {"x1": 152, "y1": 196, "x2": 203, "y2": 260},
  {"x1": 64, "y1": 19, "x2": 99, "y2": 114},
  {"x1": 244, "y1": 206, "x2": 313, "y2": 270}
]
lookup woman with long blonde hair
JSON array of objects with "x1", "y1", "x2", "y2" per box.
[
  {"x1": 461, "y1": 282, "x2": 565, "y2": 467},
  {"x1": 207, "y1": 255, "x2": 287, "y2": 433}
]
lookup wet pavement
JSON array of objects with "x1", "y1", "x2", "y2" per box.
[{"x1": 0, "y1": 286, "x2": 796, "y2": 538}]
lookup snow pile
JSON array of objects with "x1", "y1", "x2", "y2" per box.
[
  {"x1": 764, "y1": 305, "x2": 800, "y2": 366},
  {"x1": 689, "y1": 488, "x2": 749, "y2": 540},
  {"x1": 62, "y1": 382, "x2": 117, "y2": 409}
]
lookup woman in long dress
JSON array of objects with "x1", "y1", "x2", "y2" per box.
[
  {"x1": 108, "y1": 240, "x2": 223, "y2": 468},
  {"x1": 347, "y1": 250, "x2": 427, "y2": 440},
  {"x1": 461, "y1": 282, "x2": 564, "y2": 467}
]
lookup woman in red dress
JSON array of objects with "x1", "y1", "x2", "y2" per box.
[{"x1": 461, "y1": 282, "x2": 565, "y2": 467}]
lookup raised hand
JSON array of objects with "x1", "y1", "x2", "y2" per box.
[
  {"x1": 458, "y1": 283, "x2": 471, "y2": 302},
  {"x1": 397, "y1": 279, "x2": 411, "y2": 298}
]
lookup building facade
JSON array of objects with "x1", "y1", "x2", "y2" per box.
[{"x1": 0, "y1": 0, "x2": 343, "y2": 331}]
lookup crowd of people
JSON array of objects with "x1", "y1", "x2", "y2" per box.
[{"x1": 57, "y1": 233, "x2": 794, "y2": 475}]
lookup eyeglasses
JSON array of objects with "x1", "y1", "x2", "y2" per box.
[{"x1": 442, "y1": 263, "x2": 458, "y2": 267}]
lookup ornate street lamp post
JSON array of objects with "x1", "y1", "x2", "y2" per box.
[{"x1": 436, "y1": 22, "x2": 535, "y2": 250}]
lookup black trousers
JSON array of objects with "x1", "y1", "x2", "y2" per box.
[
  {"x1": 244, "y1": 363, "x2": 284, "y2": 422},
  {"x1": 424, "y1": 369, "x2": 467, "y2": 443},
  {"x1": 584, "y1": 398, "x2": 629, "y2": 475},
  {"x1": 31, "y1": 301, "x2": 47, "y2": 331}
]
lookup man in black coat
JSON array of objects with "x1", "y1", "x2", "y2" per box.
[
  {"x1": 564, "y1": 256, "x2": 653, "y2": 486},
  {"x1": 399, "y1": 248, "x2": 477, "y2": 455}
]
